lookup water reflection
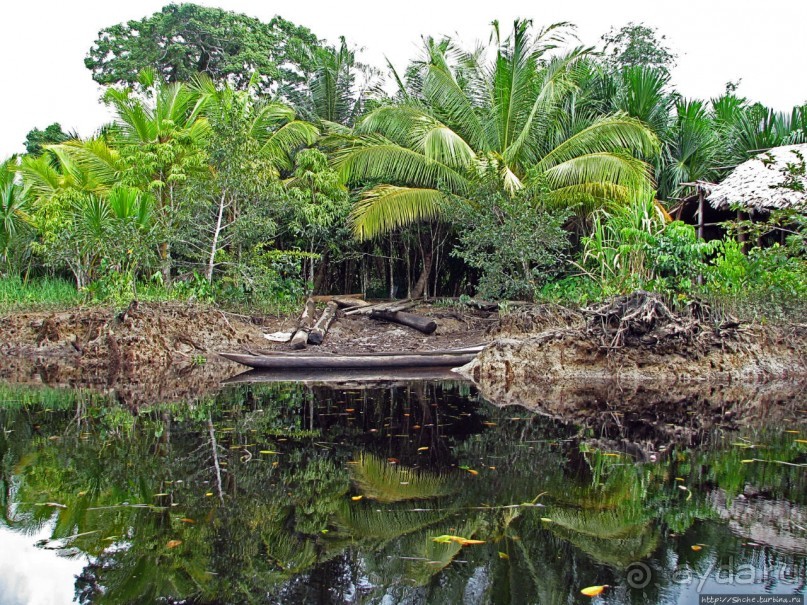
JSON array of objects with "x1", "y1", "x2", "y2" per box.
[{"x1": 0, "y1": 380, "x2": 805, "y2": 604}]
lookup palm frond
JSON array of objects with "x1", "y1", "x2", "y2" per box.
[
  {"x1": 536, "y1": 114, "x2": 659, "y2": 172},
  {"x1": 503, "y1": 47, "x2": 589, "y2": 167},
  {"x1": 357, "y1": 105, "x2": 476, "y2": 169},
  {"x1": 257, "y1": 120, "x2": 319, "y2": 172},
  {"x1": 349, "y1": 186, "x2": 447, "y2": 240},
  {"x1": 422, "y1": 62, "x2": 488, "y2": 151},
  {"x1": 542, "y1": 151, "x2": 652, "y2": 195},
  {"x1": 348, "y1": 453, "x2": 454, "y2": 502}
]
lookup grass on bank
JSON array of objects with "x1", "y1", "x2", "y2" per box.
[{"x1": 0, "y1": 275, "x2": 303, "y2": 316}]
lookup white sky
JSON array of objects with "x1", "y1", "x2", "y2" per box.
[
  {"x1": 0, "y1": 524, "x2": 87, "y2": 605},
  {"x1": 2, "y1": 0, "x2": 806, "y2": 158}
]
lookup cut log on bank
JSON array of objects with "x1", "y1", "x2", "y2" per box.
[
  {"x1": 311, "y1": 293, "x2": 364, "y2": 303},
  {"x1": 370, "y1": 309, "x2": 437, "y2": 334},
  {"x1": 219, "y1": 346, "x2": 485, "y2": 370},
  {"x1": 290, "y1": 298, "x2": 316, "y2": 350},
  {"x1": 308, "y1": 301, "x2": 338, "y2": 345}
]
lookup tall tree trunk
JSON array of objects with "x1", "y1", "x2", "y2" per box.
[
  {"x1": 411, "y1": 247, "x2": 433, "y2": 299},
  {"x1": 160, "y1": 242, "x2": 171, "y2": 285},
  {"x1": 206, "y1": 192, "x2": 227, "y2": 283},
  {"x1": 313, "y1": 250, "x2": 329, "y2": 294}
]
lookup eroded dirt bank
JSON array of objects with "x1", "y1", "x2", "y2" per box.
[
  {"x1": 458, "y1": 292, "x2": 806, "y2": 440},
  {"x1": 0, "y1": 300, "x2": 493, "y2": 405},
  {"x1": 1, "y1": 294, "x2": 804, "y2": 409}
]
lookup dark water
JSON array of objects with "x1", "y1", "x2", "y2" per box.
[{"x1": 0, "y1": 379, "x2": 805, "y2": 605}]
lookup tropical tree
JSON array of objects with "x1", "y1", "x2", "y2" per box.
[
  {"x1": 333, "y1": 20, "x2": 658, "y2": 295},
  {"x1": 601, "y1": 22, "x2": 677, "y2": 75},
  {"x1": 301, "y1": 37, "x2": 384, "y2": 126},
  {"x1": 103, "y1": 70, "x2": 211, "y2": 281},
  {"x1": 0, "y1": 158, "x2": 32, "y2": 274},
  {"x1": 186, "y1": 76, "x2": 319, "y2": 282},
  {"x1": 23, "y1": 123, "x2": 72, "y2": 157},
  {"x1": 85, "y1": 3, "x2": 320, "y2": 96}
]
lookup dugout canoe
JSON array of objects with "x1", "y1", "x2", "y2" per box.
[{"x1": 218, "y1": 346, "x2": 484, "y2": 370}]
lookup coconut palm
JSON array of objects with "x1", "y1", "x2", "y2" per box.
[
  {"x1": 333, "y1": 20, "x2": 659, "y2": 243},
  {"x1": 0, "y1": 158, "x2": 32, "y2": 272}
]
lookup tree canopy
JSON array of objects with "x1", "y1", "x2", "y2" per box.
[
  {"x1": 23, "y1": 123, "x2": 71, "y2": 157},
  {"x1": 85, "y1": 3, "x2": 319, "y2": 95},
  {"x1": 601, "y1": 22, "x2": 677, "y2": 74}
]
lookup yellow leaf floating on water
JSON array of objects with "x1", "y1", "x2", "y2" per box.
[
  {"x1": 784, "y1": 430, "x2": 800, "y2": 434},
  {"x1": 205, "y1": 492, "x2": 214, "y2": 497},
  {"x1": 740, "y1": 460, "x2": 755, "y2": 464},
  {"x1": 180, "y1": 518, "x2": 195, "y2": 524},
  {"x1": 432, "y1": 535, "x2": 485, "y2": 546},
  {"x1": 260, "y1": 450, "x2": 279, "y2": 455},
  {"x1": 417, "y1": 447, "x2": 429, "y2": 452},
  {"x1": 795, "y1": 440, "x2": 807, "y2": 444},
  {"x1": 581, "y1": 585, "x2": 608, "y2": 597},
  {"x1": 498, "y1": 551, "x2": 509, "y2": 560},
  {"x1": 540, "y1": 518, "x2": 553, "y2": 523},
  {"x1": 351, "y1": 495, "x2": 363, "y2": 501},
  {"x1": 691, "y1": 545, "x2": 703, "y2": 551},
  {"x1": 166, "y1": 540, "x2": 182, "y2": 549}
]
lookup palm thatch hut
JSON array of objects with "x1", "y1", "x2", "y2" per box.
[
  {"x1": 673, "y1": 144, "x2": 807, "y2": 242},
  {"x1": 707, "y1": 144, "x2": 807, "y2": 212}
]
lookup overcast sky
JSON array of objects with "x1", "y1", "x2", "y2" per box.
[{"x1": 2, "y1": 0, "x2": 806, "y2": 158}]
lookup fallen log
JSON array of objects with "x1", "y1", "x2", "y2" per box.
[
  {"x1": 333, "y1": 297, "x2": 371, "y2": 309},
  {"x1": 370, "y1": 309, "x2": 437, "y2": 334},
  {"x1": 290, "y1": 298, "x2": 316, "y2": 350},
  {"x1": 308, "y1": 301, "x2": 338, "y2": 345},
  {"x1": 345, "y1": 299, "x2": 419, "y2": 316},
  {"x1": 311, "y1": 293, "x2": 364, "y2": 303}
]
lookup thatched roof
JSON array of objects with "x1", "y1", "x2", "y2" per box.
[{"x1": 706, "y1": 144, "x2": 807, "y2": 212}]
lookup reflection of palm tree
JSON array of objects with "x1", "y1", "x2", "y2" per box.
[
  {"x1": 548, "y1": 509, "x2": 659, "y2": 567},
  {"x1": 348, "y1": 453, "x2": 453, "y2": 503}
]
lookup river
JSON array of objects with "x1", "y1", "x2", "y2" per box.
[{"x1": 0, "y1": 378, "x2": 805, "y2": 604}]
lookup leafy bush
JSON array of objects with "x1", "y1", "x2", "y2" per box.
[
  {"x1": 217, "y1": 246, "x2": 312, "y2": 313},
  {"x1": 705, "y1": 239, "x2": 807, "y2": 320},
  {"x1": 449, "y1": 186, "x2": 570, "y2": 301},
  {"x1": 583, "y1": 197, "x2": 719, "y2": 296}
]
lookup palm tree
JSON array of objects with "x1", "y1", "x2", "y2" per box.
[
  {"x1": 332, "y1": 21, "x2": 658, "y2": 295},
  {"x1": 103, "y1": 69, "x2": 211, "y2": 281},
  {"x1": 19, "y1": 139, "x2": 128, "y2": 287},
  {"x1": 304, "y1": 37, "x2": 383, "y2": 126},
  {"x1": 0, "y1": 158, "x2": 32, "y2": 273},
  {"x1": 658, "y1": 99, "x2": 720, "y2": 200}
]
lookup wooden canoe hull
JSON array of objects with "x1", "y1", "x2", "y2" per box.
[
  {"x1": 223, "y1": 367, "x2": 469, "y2": 385},
  {"x1": 218, "y1": 348, "x2": 481, "y2": 370}
]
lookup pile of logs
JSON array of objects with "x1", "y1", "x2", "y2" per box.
[{"x1": 289, "y1": 295, "x2": 437, "y2": 350}]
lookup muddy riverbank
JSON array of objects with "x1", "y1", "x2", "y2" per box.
[{"x1": 1, "y1": 296, "x2": 804, "y2": 409}]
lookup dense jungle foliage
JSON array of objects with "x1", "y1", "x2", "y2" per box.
[{"x1": 1, "y1": 5, "x2": 805, "y2": 317}]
